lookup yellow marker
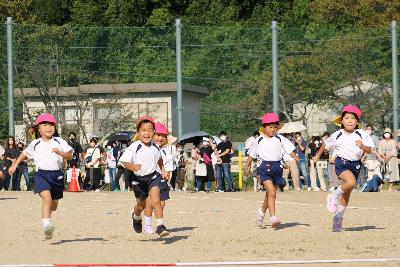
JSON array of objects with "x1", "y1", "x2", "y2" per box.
[{"x1": 238, "y1": 150, "x2": 243, "y2": 191}]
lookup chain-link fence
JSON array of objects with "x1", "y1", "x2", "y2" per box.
[{"x1": 1, "y1": 22, "x2": 398, "y2": 142}]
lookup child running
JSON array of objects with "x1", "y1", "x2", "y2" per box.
[
  {"x1": 9, "y1": 113, "x2": 73, "y2": 239},
  {"x1": 245, "y1": 112, "x2": 299, "y2": 228},
  {"x1": 312, "y1": 105, "x2": 374, "y2": 232},
  {"x1": 141, "y1": 122, "x2": 172, "y2": 234},
  {"x1": 119, "y1": 116, "x2": 170, "y2": 237}
]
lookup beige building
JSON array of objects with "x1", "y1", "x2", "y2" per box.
[{"x1": 15, "y1": 82, "x2": 208, "y2": 143}]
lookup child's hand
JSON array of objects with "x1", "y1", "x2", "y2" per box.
[
  {"x1": 329, "y1": 158, "x2": 335, "y2": 164},
  {"x1": 8, "y1": 165, "x2": 17, "y2": 176},
  {"x1": 132, "y1": 164, "x2": 141, "y2": 171},
  {"x1": 355, "y1": 140, "x2": 363, "y2": 148},
  {"x1": 162, "y1": 170, "x2": 170, "y2": 180},
  {"x1": 52, "y1": 148, "x2": 62, "y2": 155}
]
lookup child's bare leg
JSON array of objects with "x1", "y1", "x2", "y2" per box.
[
  {"x1": 133, "y1": 198, "x2": 146, "y2": 216},
  {"x1": 143, "y1": 196, "x2": 153, "y2": 217},
  {"x1": 149, "y1": 187, "x2": 163, "y2": 219},
  {"x1": 39, "y1": 191, "x2": 53, "y2": 219},
  {"x1": 338, "y1": 171, "x2": 356, "y2": 206},
  {"x1": 50, "y1": 200, "x2": 58, "y2": 216},
  {"x1": 264, "y1": 181, "x2": 278, "y2": 217},
  {"x1": 161, "y1": 200, "x2": 166, "y2": 209}
]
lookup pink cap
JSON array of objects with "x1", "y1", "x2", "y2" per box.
[
  {"x1": 35, "y1": 113, "x2": 57, "y2": 125},
  {"x1": 155, "y1": 122, "x2": 168, "y2": 135},
  {"x1": 261, "y1": 112, "x2": 280, "y2": 124},
  {"x1": 342, "y1": 105, "x2": 362, "y2": 120}
]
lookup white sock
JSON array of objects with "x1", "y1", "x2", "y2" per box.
[
  {"x1": 133, "y1": 212, "x2": 141, "y2": 220},
  {"x1": 143, "y1": 215, "x2": 152, "y2": 226},
  {"x1": 333, "y1": 185, "x2": 344, "y2": 199},
  {"x1": 334, "y1": 204, "x2": 347, "y2": 219},
  {"x1": 156, "y1": 218, "x2": 164, "y2": 226},
  {"x1": 42, "y1": 218, "x2": 51, "y2": 227},
  {"x1": 253, "y1": 177, "x2": 257, "y2": 192},
  {"x1": 258, "y1": 208, "x2": 265, "y2": 216}
]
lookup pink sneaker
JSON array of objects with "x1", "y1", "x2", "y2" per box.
[
  {"x1": 143, "y1": 224, "x2": 154, "y2": 234},
  {"x1": 256, "y1": 208, "x2": 265, "y2": 226},
  {"x1": 332, "y1": 216, "x2": 343, "y2": 232},
  {"x1": 327, "y1": 193, "x2": 338, "y2": 213},
  {"x1": 270, "y1": 216, "x2": 281, "y2": 229}
]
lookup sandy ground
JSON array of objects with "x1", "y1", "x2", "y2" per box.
[{"x1": 1, "y1": 190, "x2": 400, "y2": 266}]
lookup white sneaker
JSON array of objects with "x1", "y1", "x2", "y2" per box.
[
  {"x1": 307, "y1": 187, "x2": 312, "y2": 192},
  {"x1": 329, "y1": 187, "x2": 335, "y2": 193},
  {"x1": 143, "y1": 224, "x2": 154, "y2": 234},
  {"x1": 256, "y1": 208, "x2": 265, "y2": 227},
  {"x1": 270, "y1": 216, "x2": 281, "y2": 228},
  {"x1": 95, "y1": 189, "x2": 100, "y2": 192},
  {"x1": 313, "y1": 188, "x2": 321, "y2": 192},
  {"x1": 43, "y1": 221, "x2": 55, "y2": 240}
]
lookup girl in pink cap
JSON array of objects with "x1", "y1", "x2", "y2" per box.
[
  {"x1": 313, "y1": 105, "x2": 375, "y2": 232},
  {"x1": 140, "y1": 122, "x2": 172, "y2": 234},
  {"x1": 245, "y1": 112, "x2": 298, "y2": 229},
  {"x1": 8, "y1": 113, "x2": 73, "y2": 240}
]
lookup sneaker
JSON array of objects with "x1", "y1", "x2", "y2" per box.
[
  {"x1": 131, "y1": 215, "x2": 142, "y2": 233},
  {"x1": 215, "y1": 189, "x2": 224, "y2": 193},
  {"x1": 156, "y1": 224, "x2": 170, "y2": 238},
  {"x1": 327, "y1": 193, "x2": 338, "y2": 213},
  {"x1": 205, "y1": 188, "x2": 210, "y2": 193},
  {"x1": 332, "y1": 216, "x2": 343, "y2": 232},
  {"x1": 95, "y1": 189, "x2": 100, "y2": 192},
  {"x1": 270, "y1": 216, "x2": 281, "y2": 229},
  {"x1": 113, "y1": 189, "x2": 120, "y2": 192},
  {"x1": 143, "y1": 224, "x2": 154, "y2": 234},
  {"x1": 43, "y1": 222, "x2": 55, "y2": 240},
  {"x1": 313, "y1": 188, "x2": 321, "y2": 192},
  {"x1": 307, "y1": 187, "x2": 312, "y2": 192},
  {"x1": 256, "y1": 208, "x2": 265, "y2": 226},
  {"x1": 329, "y1": 187, "x2": 335, "y2": 193}
]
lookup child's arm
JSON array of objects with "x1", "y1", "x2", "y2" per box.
[
  {"x1": 8, "y1": 153, "x2": 28, "y2": 175},
  {"x1": 289, "y1": 151, "x2": 299, "y2": 161},
  {"x1": 244, "y1": 156, "x2": 253, "y2": 177},
  {"x1": 355, "y1": 140, "x2": 372, "y2": 154},
  {"x1": 123, "y1": 162, "x2": 141, "y2": 172},
  {"x1": 312, "y1": 143, "x2": 326, "y2": 162},
  {"x1": 158, "y1": 158, "x2": 170, "y2": 180},
  {"x1": 52, "y1": 148, "x2": 73, "y2": 160}
]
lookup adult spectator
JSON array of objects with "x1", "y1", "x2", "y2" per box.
[
  {"x1": 16, "y1": 142, "x2": 31, "y2": 191},
  {"x1": 362, "y1": 125, "x2": 380, "y2": 182},
  {"x1": 322, "y1": 131, "x2": 339, "y2": 191},
  {"x1": 244, "y1": 131, "x2": 260, "y2": 156},
  {"x1": 294, "y1": 132, "x2": 311, "y2": 191},
  {"x1": 308, "y1": 135, "x2": 327, "y2": 191},
  {"x1": 3, "y1": 136, "x2": 20, "y2": 191},
  {"x1": 282, "y1": 133, "x2": 300, "y2": 191},
  {"x1": 216, "y1": 131, "x2": 234, "y2": 192},
  {"x1": 175, "y1": 143, "x2": 188, "y2": 191},
  {"x1": 83, "y1": 138, "x2": 102, "y2": 191},
  {"x1": 106, "y1": 141, "x2": 117, "y2": 191},
  {"x1": 67, "y1": 132, "x2": 83, "y2": 184},
  {"x1": 194, "y1": 138, "x2": 215, "y2": 192},
  {"x1": 378, "y1": 128, "x2": 399, "y2": 191}
]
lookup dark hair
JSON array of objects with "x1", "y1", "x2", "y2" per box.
[
  {"x1": 17, "y1": 142, "x2": 24, "y2": 147},
  {"x1": 322, "y1": 131, "x2": 331, "y2": 137},
  {"x1": 219, "y1": 131, "x2": 227, "y2": 136},
  {"x1": 69, "y1": 132, "x2": 77, "y2": 137},
  {"x1": 383, "y1": 132, "x2": 393, "y2": 139},
  {"x1": 252, "y1": 131, "x2": 260, "y2": 137},
  {"x1": 90, "y1": 138, "x2": 98, "y2": 144},
  {"x1": 340, "y1": 112, "x2": 360, "y2": 129},
  {"x1": 365, "y1": 125, "x2": 374, "y2": 130},
  {"x1": 136, "y1": 120, "x2": 155, "y2": 131},
  {"x1": 34, "y1": 125, "x2": 59, "y2": 139},
  {"x1": 6, "y1": 136, "x2": 16, "y2": 148},
  {"x1": 311, "y1": 136, "x2": 321, "y2": 141},
  {"x1": 295, "y1": 132, "x2": 301, "y2": 136}
]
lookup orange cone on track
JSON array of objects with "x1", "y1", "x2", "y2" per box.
[{"x1": 68, "y1": 166, "x2": 80, "y2": 192}]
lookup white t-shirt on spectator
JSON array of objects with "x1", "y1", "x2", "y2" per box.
[
  {"x1": 324, "y1": 129, "x2": 375, "y2": 161},
  {"x1": 24, "y1": 137, "x2": 73, "y2": 171},
  {"x1": 161, "y1": 145, "x2": 177, "y2": 172},
  {"x1": 249, "y1": 135, "x2": 295, "y2": 162},
  {"x1": 119, "y1": 140, "x2": 161, "y2": 176}
]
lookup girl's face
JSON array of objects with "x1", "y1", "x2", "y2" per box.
[
  {"x1": 264, "y1": 123, "x2": 279, "y2": 137},
  {"x1": 38, "y1": 123, "x2": 55, "y2": 140},
  {"x1": 8, "y1": 138, "x2": 14, "y2": 146},
  {"x1": 138, "y1": 122, "x2": 155, "y2": 144},
  {"x1": 154, "y1": 133, "x2": 167, "y2": 147},
  {"x1": 90, "y1": 141, "x2": 96, "y2": 148},
  {"x1": 342, "y1": 113, "x2": 358, "y2": 131}
]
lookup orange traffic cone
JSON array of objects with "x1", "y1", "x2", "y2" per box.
[{"x1": 68, "y1": 166, "x2": 80, "y2": 192}]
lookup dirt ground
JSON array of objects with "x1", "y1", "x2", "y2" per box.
[{"x1": 1, "y1": 190, "x2": 400, "y2": 266}]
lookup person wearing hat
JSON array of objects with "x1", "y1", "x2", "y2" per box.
[
  {"x1": 118, "y1": 116, "x2": 170, "y2": 237},
  {"x1": 378, "y1": 128, "x2": 399, "y2": 191},
  {"x1": 313, "y1": 105, "x2": 375, "y2": 232},
  {"x1": 244, "y1": 112, "x2": 299, "y2": 229},
  {"x1": 8, "y1": 113, "x2": 74, "y2": 240}
]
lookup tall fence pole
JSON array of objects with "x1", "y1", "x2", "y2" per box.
[
  {"x1": 392, "y1": 21, "x2": 399, "y2": 141},
  {"x1": 176, "y1": 19, "x2": 183, "y2": 140},
  {"x1": 7, "y1": 17, "x2": 14, "y2": 136},
  {"x1": 272, "y1": 21, "x2": 279, "y2": 114}
]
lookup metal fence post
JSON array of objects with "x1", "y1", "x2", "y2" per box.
[
  {"x1": 7, "y1": 17, "x2": 14, "y2": 136},
  {"x1": 392, "y1": 21, "x2": 398, "y2": 141},
  {"x1": 176, "y1": 19, "x2": 183, "y2": 140},
  {"x1": 272, "y1": 21, "x2": 279, "y2": 114}
]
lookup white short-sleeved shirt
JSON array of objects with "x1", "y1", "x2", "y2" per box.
[
  {"x1": 161, "y1": 145, "x2": 177, "y2": 172},
  {"x1": 119, "y1": 140, "x2": 161, "y2": 176},
  {"x1": 23, "y1": 137, "x2": 73, "y2": 171},
  {"x1": 324, "y1": 129, "x2": 375, "y2": 161},
  {"x1": 249, "y1": 135, "x2": 295, "y2": 162}
]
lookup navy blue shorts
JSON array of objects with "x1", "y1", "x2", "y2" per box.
[
  {"x1": 34, "y1": 170, "x2": 64, "y2": 200},
  {"x1": 258, "y1": 161, "x2": 285, "y2": 186},
  {"x1": 159, "y1": 179, "x2": 170, "y2": 201},
  {"x1": 335, "y1": 157, "x2": 361, "y2": 179},
  {"x1": 131, "y1": 171, "x2": 161, "y2": 201}
]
